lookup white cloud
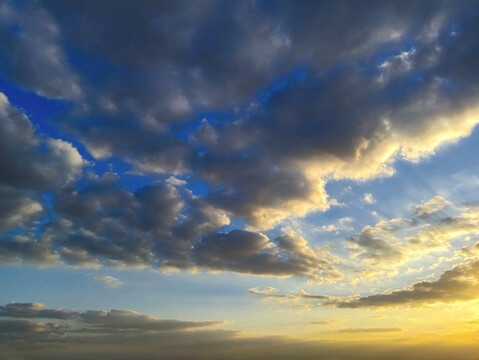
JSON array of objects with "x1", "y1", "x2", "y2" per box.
[{"x1": 92, "y1": 275, "x2": 123, "y2": 288}]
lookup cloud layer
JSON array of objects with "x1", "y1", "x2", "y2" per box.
[
  {"x1": 2, "y1": 302, "x2": 479, "y2": 360},
  {"x1": 1, "y1": 0, "x2": 479, "y2": 282}
]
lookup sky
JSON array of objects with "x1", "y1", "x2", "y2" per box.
[{"x1": 1, "y1": 0, "x2": 479, "y2": 359}]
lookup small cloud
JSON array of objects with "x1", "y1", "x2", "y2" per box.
[
  {"x1": 414, "y1": 196, "x2": 450, "y2": 217},
  {"x1": 92, "y1": 275, "x2": 123, "y2": 288},
  {"x1": 339, "y1": 327, "x2": 402, "y2": 333},
  {"x1": 363, "y1": 193, "x2": 376, "y2": 204},
  {"x1": 313, "y1": 224, "x2": 337, "y2": 232},
  {"x1": 407, "y1": 266, "x2": 424, "y2": 273},
  {"x1": 165, "y1": 176, "x2": 187, "y2": 186},
  {"x1": 309, "y1": 319, "x2": 338, "y2": 325}
]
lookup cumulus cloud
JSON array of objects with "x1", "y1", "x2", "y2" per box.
[
  {"x1": 194, "y1": 230, "x2": 343, "y2": 281},
  {"x1": 0, "y1": 177, "x2": 342, "y2": 281},
  {"x1": 1, "y1": 0, "x2": 476, "y2": 231},
  {"x1": 2, "y1": 1, "x2": 479, "y2": 281},
  {"x1": 0, "y1": 93, "x2": 85, "y2": 191},
  {"x1": 0, "y1": 186, "x2": 43, "y2": 232},
  {"x1": 414, "y1": 196, "x2": 450, "y2": 217},
  {"x1": 0, "y1": 2, "x2": 81, "y2": 99}
]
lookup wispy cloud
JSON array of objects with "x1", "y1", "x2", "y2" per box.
[{"x1": 92, "y1": 275, "x2": 123, "y2": 288}]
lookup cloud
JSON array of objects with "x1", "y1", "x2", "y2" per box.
[
  {"x1": 2, "y1": 302, "x2": 479, "y2": 360},
  {"x1": 1, "y1": 1, "x2": 479, "y2": 281},
  {"x1": 0, "y1": 302, "x2": 78, "y2": 320},
  {"x1": 250, "y1": 258, "x2": 479, "y2": 309},
  {"x1": 0, "y1": 175, "x2": 342, "y2": 281},
  {"x1": 0, "y1": 186, "x2": 43, "y2": 232},
  {"x1": 249, "y1": 287, "x2": 337, "y2": 302},
  {"x1": 331, "y1": 259, "x2": 479, "y2": 308},
  {"x1": 343, "y1": 198, "x2": 479, "y2": 277},
  {"x1": 0, "y1": 93, "x2": 85, "y2": 191},
  {"x1": 363, "y1": 193, "x2": 376, "y2": 204},
  {"x1": 92, "y1": 275, "x2": 123, "y2": 288},
  {"x1": 0, "y1": 0, "x2": 476, "y2": 232},
  {"x1": 414, "y1": 196, "x2": 450, "y2": 217},
  {"x1": 0, "y1": 2, "x2": 81, "y2": 99},
  {"x1": 338, "y1": 327, "x2": 403, "y2": 333},
  {"x1": 347, "y1": 219, "x2": 405, "y2": 265},
  {"x1": 195, "y1": 230, "x2": 343, "y2": 282},
  {"x1": 0, "y1": 302, "x2": 223, "y2": 331}
]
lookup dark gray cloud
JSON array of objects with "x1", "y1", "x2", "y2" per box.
[
  {"x1": 0, "y1": 2, "x2": 81, "y2": 99},
  {"x1": 0, "y1": 93, "x2": 85, "y2": 191},
  {"x1": 0, "y1": 186, "x2": 43, "y2": 232},
  {"x1": 0, "y1": 302, "x2": 223, "y2": 333},
  {"x1": 0, "y1": 303, "x2": 78, "y2": 320},
  {"x1": 191, "y1": 230, "x2": 342, "y2": 281},
  {"x1": 0, "y1": 302, "x2": 230, "y2": 359},
  {"x1": 79, "y1": 309, "x2": 223, "y2": 332},
  {"x1": 0, "y1": 179, "x2": 341, "y2": 280},
  {"x1": 2, "y1": 0, "x2": 479, "y2": 278},
  {"x1": 0, "y1": 233, "x2": 60, "y2": 266}
]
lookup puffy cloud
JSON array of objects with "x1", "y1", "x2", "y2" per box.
[
  {"x1": 0, "y1": 184, "x2": 344, "y2": 280},
  {"x1": 2, "y1": 1, "x2": 479, "y2": 280},
  {"x1": 414, "y1": 196, "x2": 450, "y2": 217},
  {"x1": 1, "y1": 1, "x2": 476, "y2": 231},
  {"x1": 0, "y1": 186, "x2": 43, "y2": 232},
  {"x1": 0, "y1": 2, "x2": 81, "y2": 99},
  {"x1": 195, "y1": 230, "x2": 343, "y2": 282},
  {"x1": 0, "y1": 234, "x2": 60, "y2": 266},
  {"x1": 0, "y1": 93, "x2": 85, "y2": 191}
]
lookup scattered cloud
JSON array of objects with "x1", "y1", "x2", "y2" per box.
[
  {"x1": 363, "y1": 193, "x2": 377, "y2": 204},
  {"x1": 414, "y1": 196, "x2": 450, "y2": 217},
  {"x1": 92, "y1": 275, "x2": 123, "y2": 288},
  {"x1": 1, "y1": 1, "x2": 479, "y2": 284},
  {"x1": 331, "y1": 259, "x2": 479, "y2": 308}
]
